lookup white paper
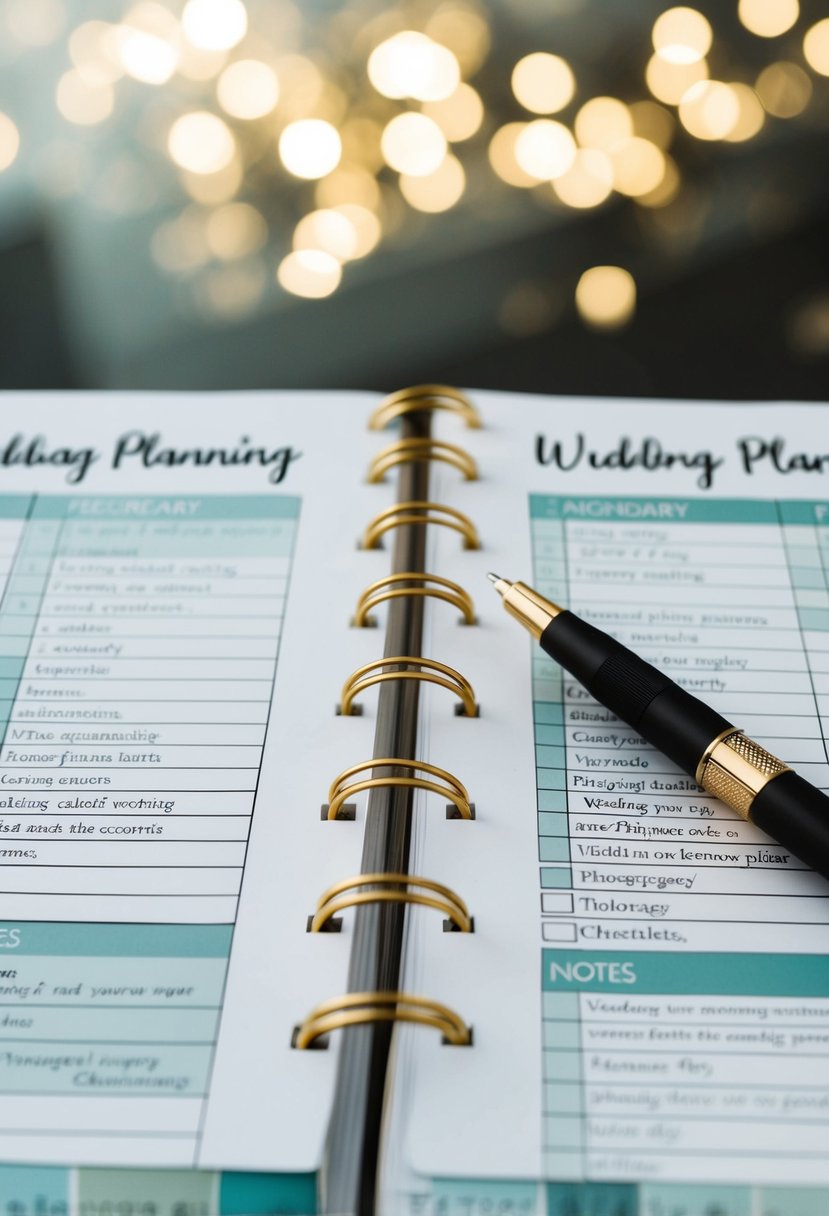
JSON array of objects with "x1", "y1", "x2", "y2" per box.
[
  {"x1": 0, "y1": 390, "x2": 388, "y2": 1172},
  {"x1": 400, "y1": 392, "x2": 829, "y2": 1189}
]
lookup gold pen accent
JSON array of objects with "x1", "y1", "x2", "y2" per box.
[
  {"x1": 487, "y1": 573, "x2": 562, "y2": 640},
  {"x1": 696, "y1": 729, "x2": 790, "y2": 821}
]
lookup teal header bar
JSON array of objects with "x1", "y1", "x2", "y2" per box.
[
  {"x1": 30, "y1": 495, "x2": 300, "y2": 521},
  {"x1": 542, "y1": 949, "x2": 829, "y2": 996},
  {"x1": 530, "y1": 494, "x2": 780, "y2": 524},
  {"x1": 0, "y1": 497, "x2": 31, "y2": 520},
  {"x1": 0, "y1": 922, "x2": 233, "y2": 956},
  {"x1": 779, "y1": 501, "x2": 829, "y2": 525}
]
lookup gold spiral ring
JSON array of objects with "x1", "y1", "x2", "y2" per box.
[
  {"x1": 368, "y1": 384, "x2": 482, "y2": 431},
  {"x1": 352, "y1": 573, "x2": 476, "y2": 628},
  {"x1": 293, "y1": 991, "x2": 471, "y2": 1049},
  {"x1": 339, "y1": 656, "x2": 477, "y2": 718},
  {"x1": 367, "y1": 438, "x2": 478, "y2": 484},
  {"x1": 309, "y1": 873, "x2": 472, "y2": 933},
  {"x1": 326, "y1": 757, "x2": 473, "y2": 821},
  {"x1": 361, "y1": 501, "x2": 480, "y2": 551}
]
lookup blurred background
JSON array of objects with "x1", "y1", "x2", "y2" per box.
[{"x1": 0, "y1": 0, "x2": 827, "y2": 399}]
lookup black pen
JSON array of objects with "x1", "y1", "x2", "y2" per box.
[{"x1": 488, "y1": 574, "x2": 829, "y2": 883}]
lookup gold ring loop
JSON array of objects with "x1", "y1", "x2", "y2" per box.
[
  {"x1": 339, "y1": 656, "x2": 477, "y2": 717},
  {"x1": 352, "y1": 573, "x2": 476, "y2": 627},
  {"x1": 310, "y1": 872, "x2": 472, "y2": 933},
  {"x1": 369, "y1": 385, "x2": 482, "y2": 431},
  {"x1": 294, "y1": 990, "x2": 471, "y2": 1048},
  {"x1": 326, "y1": 757, "x2": 472, "y2": 821},
  {"x1": 367, "y1": 438, "x2": 478, "y2": 484},
  {"x1": 361, "y1": 501, "x2": 480, "y2": 551}
]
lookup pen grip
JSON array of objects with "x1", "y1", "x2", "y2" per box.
[
  {"x1": 540, "y1": 611, "x2": 731, "y2": 775},
  {"x1": 749, "y1": 771, "x2": 829, "y2": 883}
]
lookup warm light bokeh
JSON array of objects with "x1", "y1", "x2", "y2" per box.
[
  {"x1": 575, "y1": 265, "x2": 637, "y2": 329},
  {"x1": 512, "y1": 52, "x2": 575, "y2": 115}
]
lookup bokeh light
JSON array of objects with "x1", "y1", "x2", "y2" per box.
[
  {"x1": 217, "y1": 60, "x2": 279, "y2": 119},
  {"x1": 636, "y1": 154, "x2": 681, "y2": 207},
  {"x1": 612, "y1": 137, "x2": 665, "y2": 197},
  {"x1": 333, "y1": 204, "x2": 382, "y2": 258},
  {"x1": 803, "y1": 19, "x2": 829, "y2": 76},
  {"x1": 0, "y1": 113, "x2": 20, "y2": 173},
  {"x1": 629, "y1": 100, "x2": 675, "y2": 149},
  {"x1": 168, "y1": 111, "x2": 236, "y2": 174},
  {"x1": 279, "y1": 119, "x2": 342, "y2": 179},
  {"x1": 738, "y1": 0, "x2": 799, "y2": 38},
  {"x1": 368, "y1": 32, "x2": 461, "y2": 102},
  {"x1": 181, "y1": 0, "x2": 247, "y2": 52},
  {"x1": 679, "y1": 80, "x2": 740, "y2": 140},
  {"x1": 400, "y1": 153, "x2": 465, "y2": 212},
  {"x1": 515, "y1": 119, "x2": 576, "y2": 180},
  {"x1": 69, "y1": 21, "x2": 123, "y2": 86},
  {"x1": 117, "y1": 3, "x2": 180, "y2": 85},
  {"x1": 552, "y1": 149, "x2": 613, "y2": 208},
  {"x1": 723, "y1": 83, "x2": 765, "y2": 142},
  {"x1": 652, "y1": 7, "x2": 712, "y2": 64},
  {"x1": 575, "y1": 266, "x2": 637, "y2": 329},
  {"x1": 56, "y1": 70, "x2": 114, "y2": 126},
  {"x1": 181, "y1": 154, "x2": 243, "y2": 203},
  {"x1": 424, "y1": 5, "x2": 490, "y2": 76},
  {"x1": 575, "y1": 97, "x2": 632, "y2": 153},
  {"x1": 488, "y1": 123, "x2": 538, "y2": 187},
  {"x1": 5, "y1": 0, "x2": 65, "y2": 47},
  {"x1": 315, "y1": 165, "x2": 380, "y2": 211},
  {"x1": 293, "y1": 209, "x2": 359, "y2": 261},
  {"x1": 423, "y1": 84, "x2": 484, "y2": 141},
  {"x1": 755, "y1": 61, "x2": 812, "y2": 115},
  {"x1": 381, "y1": 113, "x2": 447, "y2": 176},
  {"x1": 205, "y1": 201, "x2": 268, "y2": 259},
  {"x1": 511, "y1": 53, "x2": 575, "y2": 115},
  {"x1": 277, "y1": 249, "x2": 342, "y2": 298},
  {"x1": 646, "y1": 53, "x2": 708, "y2": 104}
]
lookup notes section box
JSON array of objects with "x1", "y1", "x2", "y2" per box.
[
  {"x1": 542, "y1": 948, "x2": 829, "y2": 1185},
  {"x1": 0, "y1": 922, "x2": 232, "y2": 1166}
]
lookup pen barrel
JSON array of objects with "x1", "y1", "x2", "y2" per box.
[
  {"x1": 540, "y1": 611, "x2": 731, "y2": 775},
  {"x1": 749, "y1": 771, "x2": 829, "y2": 883}
]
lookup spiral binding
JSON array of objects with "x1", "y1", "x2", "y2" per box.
[
  {"x1": 323, "y1": 757, "x2": 474, "y2": 821},
  {"x1": 352, "y1": 573, "x2": 475, "y2": 627},
  {"x1": 368, "y1": 384, "x2": 482, "y2": 431},
  {"x1": 360, "y1": 500, "x2": 480, "y2": 551},
  {"x1": 367, "y1": 437, "x2": 478, "y2": 484},
  {"x1": 339, "y1": 656, "x2": 478, "y2": 718},
  {"x1": 293, "y1": 991, "x2": 472, "y2": 1050},
  {"x1": 309, "y1": 873, "x2": 473, "y2": 934},
  {"x1": 298, "y1": 383, "x2": 481, "y2": 1086}
]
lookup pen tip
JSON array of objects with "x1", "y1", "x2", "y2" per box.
[{"x1": 486, "y1": 572, "x2": 502, "y2": 584}]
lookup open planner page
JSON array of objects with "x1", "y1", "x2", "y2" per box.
[
  {"x1": 0, "y1": 391, "x2": 390, "y2": 1175},
  {"x1": 397, "y1": 392, "x2": 829, "y2": 1210}
]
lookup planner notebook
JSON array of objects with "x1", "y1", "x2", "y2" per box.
[{"x1": 0, "y1": 387, "x2": 828, "y2": 1216}]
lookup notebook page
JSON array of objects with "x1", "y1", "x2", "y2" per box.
[
  {"x1": 400, "y1": 393, "x2": 829, "y2": 1193},
  {"x1": 0, "y1": 391, "x2": 386, "y2": 1172}
]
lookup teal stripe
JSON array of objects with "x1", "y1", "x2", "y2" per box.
[
  {"x1": 547, "y1": 1183, "x2": 637, "y2": 1216},
  {"x1": 543, "y1": 949, "x2": 829, "y2": 995},
  {"x1": 779, "y1": 501, "x2": 829, "y2": 525},
  {"x1": 530, "y1": 494, "x2": 780, "y2": 524},
  {"x1": 32, "y1": 495, "x2": 301, "y2": 520},
  {"x1": 0, "y1": 922, "x2": 232, "y2": 956},
  {"x1": 219, "y1": 1171, "x2": 317, "y2": 1214}
]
